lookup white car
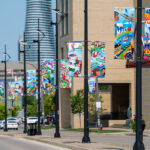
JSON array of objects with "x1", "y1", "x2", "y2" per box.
[
  {"x1": 7, "y1": 118, "x2": 19, "y2": 125},
  {"x1": 7, "y1": 120, "x2": 18, "y2": 130},
  {"x1": 27, "y1": 117, "x2": 38, "y2": 124},
  {"x1": 0, "y1": 120, "x2": 4, "y2": 129}
]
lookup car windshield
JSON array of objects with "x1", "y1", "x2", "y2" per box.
[
  {"x1": 28, "y1": 117, "x2": 37, "y2": 120},
  {"x1": 8, "y1": 118, "x2": 16, "y2": 120},
  {"x1": 8, "y1": 121, "x2": 17, "y2": 123}
]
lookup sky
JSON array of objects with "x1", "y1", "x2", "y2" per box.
[{"x1": 0, "y1": 0, "x2": 56, "y2": 61}]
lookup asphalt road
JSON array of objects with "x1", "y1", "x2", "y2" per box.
[{"x1": 0, "y1": 135, "x2": 70, "y2": 150}]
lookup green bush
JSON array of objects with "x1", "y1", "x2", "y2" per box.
[{"x1": 131, "y1": 120, "x2": 145, "y2": 132}]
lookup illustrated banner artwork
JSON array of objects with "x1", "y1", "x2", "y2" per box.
[
  {"x1": 114, "y1": 8, "x2": 135, "y2": 59},
  {"x1": 144, "y1": 8, "x2": 150, "y2": 60},
  {"x1": 88, "y1": 77, "x2": 96, "y2": 94},
  {"x1": 41, "y1": 59, "x2": 55, "y2": 95},
  {"x1": 15, "y1": 75, "x2": 23, "y2": 96},
  {"x1": 60, "y1": 59, "x2": 71, "y2": 88},
  {"x1": 8, "y1": 82, "x2": 15, "y2": 100},
  {"x1": 0, "y1": 82, "x2": 4, "y2": 100},
  {"x1": 67, "y1": 41, "x2": 82, "y2": 77},
  {"x1": 91, "y1": 42, "x2": 106, "y2": 78},
  {"x1": 27, "y1": 70, "x2": 37, "y2": 96}
]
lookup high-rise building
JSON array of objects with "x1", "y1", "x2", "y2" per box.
[
  {"x1": 18, "y1": 35, "x2": 24, "y2": 61},
  {"x1": 24, "y1": 0, "x2": 55, "y2": 61}
]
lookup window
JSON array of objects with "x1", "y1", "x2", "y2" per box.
[
  {"x1": 60, "y1": 0, "x2": 68, "y2": 36},
  {"x1": 61, "y1": 48, "x2": 64, "y2": 59}
]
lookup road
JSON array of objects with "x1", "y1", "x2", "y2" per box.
[{"x1": 0, "y1": 135, "x2": 70, "y2": 150}]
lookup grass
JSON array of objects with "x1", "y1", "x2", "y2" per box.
[
  {"x1": 41, "y1": 125, "x2": 55, "y2": 130},
  {"x1": 62, "y1": 128, "x2": 128, "y2": 134}
]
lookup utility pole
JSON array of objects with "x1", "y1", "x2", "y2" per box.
[
  {"x1": 23, "y1": 32, "x2": 27, "y2": 134},
  {"x1": 82, "y1": 0, "x2": 90, "y2": 143},
  {"x1": 54, "y1": 0, "x2": 60, "y2": 138},
  {"x1": 4, "y1": 44, "x2": 8, "y2": 132},
  {"x1": 133, "y1": 0, "x2": 145, "y2": 149}
]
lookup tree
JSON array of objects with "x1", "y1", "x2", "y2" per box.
[
  {"x1": 70, "y1": 89, "x2": 105, "y2": 128},
  {"x1": 11, "y1": 105, "x2": 21, "y2": 117},
  {"x1": 0, "y1": 102, "x2": 10, "y2": 120},
  {"x1": 43, "y1": 94, "x2": 55, "y2": 116}
]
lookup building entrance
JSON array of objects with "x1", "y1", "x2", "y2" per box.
[{"x1": 111, "y1": 84, "x2": 129, "y2": 119}]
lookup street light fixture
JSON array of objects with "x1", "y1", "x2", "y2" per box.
[{"x1": 0, "y1": 45, "x2": 11, "y2": 132}]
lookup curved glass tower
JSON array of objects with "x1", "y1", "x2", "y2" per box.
[{"x1": 24, "y1": 0, "x2": 55, "y2": 61}]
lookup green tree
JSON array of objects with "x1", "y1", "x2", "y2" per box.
[
  {"x1": 70, "y1": 89, "x2": 106, "y2": 128},
  {"x1": 11, "y1": 105, "x2": 21, "y2": 117},
  {"x1": 0, "y1": 102, "x2": 10, "y2": 120},
  {"x1": 43, "y1": 94, "x2": 55, "y2": 116}
]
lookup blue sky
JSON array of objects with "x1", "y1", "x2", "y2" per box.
[{"x1": 0, "y1": 0, "x2": 56, "y2": 61}]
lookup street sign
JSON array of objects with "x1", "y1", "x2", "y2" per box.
[{"x1": 96, "y1": 102, "x2": 101, "y2": 108}]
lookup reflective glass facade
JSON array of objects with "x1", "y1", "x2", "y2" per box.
[{"x1": 25, "y1": 0, "x2": 55, "y2": 61}]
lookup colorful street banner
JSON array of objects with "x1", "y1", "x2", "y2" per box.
[
  {"x1": 91, "y1": 42, "x2": 106, "y2": 78},
  {"x1": 144, "y1": 8, "x2": 150, "y2": 60},
  {"x1": 88, "y1": 77, "x2": 96, "y2": 94},
  {"x1": 114, "y1": 8, "x2": 135, "y2": 59},
  {"x1": 27, "y1": 70, "x2": 37, "y2": 96},
  {"x1": 67, "y1": 41, "x2": 82, "y2": 77},
  {"x1": 15, "y1": 75, "x2": 23, "y2": 96},
  {"x1": 60, "y1": 59, "x2": 71, "y2": 88},
  {"x1": 0, "y1": 82, "x2": 4, "y2": 100},
  {"x1": 8, "y1": 82, "x2": 15, "y2": 100},
  {"x1": 41, "y1": 59, "x2": 55, "y2": 95}
]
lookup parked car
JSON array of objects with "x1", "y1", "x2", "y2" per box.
[
  {"x1": 0, "y1": 120, "x2": 4, "y2": 129},
  {"x1": 27, "y1": 117, "x2": 38, "y2": 124},
  {"x1": 7, "y1": 120, "x2": 18, "y2": 130},
  {"x1": 7, "y1": 118, "x2": 20, "y2": 125}
]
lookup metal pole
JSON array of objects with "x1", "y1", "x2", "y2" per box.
[
  {"x1": 37, "y1": 18, "x2": 42, "y2": 135},
  {"x1": 133, "y1": 0, "x2": 145, "y2": 149},
  {"x1": 96, "y1": 77, "x2": 100, "y2": 132},
  {"x1": 54, "y1": 0, "x2": 60, "y2": 138},
  {"x1": 4, "y1": 44, "x2": 8, "y2": 132},
  {"x1": 82, "y1": 0, "x2": 90, "y2": 143},
  {"x1": 12, "y1": 100, "x2": 14, "y2": 117},
  {"x1": 23, "y1": 32, "x2": 27, "y2": 133}
]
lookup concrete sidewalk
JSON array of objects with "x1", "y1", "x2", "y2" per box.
[{"x1": 1, "y1": 128, "x2": 150, "y2": 150}]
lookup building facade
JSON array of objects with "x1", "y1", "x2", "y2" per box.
[
  {"x1": 57, "y1": 0, "x2": 150, "y2": 129},
  {"x1": 24, "y1": 0, "x2": 55, "y2": 61}
]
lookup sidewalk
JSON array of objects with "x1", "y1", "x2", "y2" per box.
[{"x1": 1, "y1": 128, "x2": 150, "y2": 150}]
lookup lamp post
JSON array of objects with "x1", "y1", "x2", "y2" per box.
[
  {"x1": 133, "y1": 0, "x2": 145, "y2": 149},
  {"x1": 82, "y1": 0, "x2": 90, "y2": 143},
  {"x1": 0, "y1": 45, "x2": 11, "y2": 132},
  {"x1": 4, "y1": 45, "x2": 8, "y2": 132},
  {"x1": 20, "y1": 33, "x2": 28, "y2": 134},
  {"x1": 33, "y1": 18, "x2": 43, "y2": 135}
]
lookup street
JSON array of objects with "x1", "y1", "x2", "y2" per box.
[{"x1": 0, "y1": 135, "x2": 69, "y2": 150}]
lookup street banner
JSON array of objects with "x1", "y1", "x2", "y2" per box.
[
  {"x1": 8, "y1": 82, "x2": 15, "y2": 100},
  {"x1": 88, "y1": 77, "x2": 96, "y2": 94},
  {"x1": 15, "y1": 75, "x2": 23, "y2": 96},
  {"x1": 27, "y1": 70, "x2": 37, "y2": 96},
  {"x1": 91, "y1": 41, "x2": 106, "y2": 78},
  {"x1": 0, "y1": 82, "x2": 4, "y2": 100},
  {"x1": 114, "y1": 8, "x2": 135, "y2": 59},
  {"x1": 144, "y1": 8, "x2": 150, "y2": 60},
  {"x1": 67, "y1": 41, "x2": 82, "y2": 77},
  {"x1": 60, "y1": 59, "x2": 71, "y2": 88},
  {"x1": 41, "y1": 59, "x2": 55, "y2": 94}
]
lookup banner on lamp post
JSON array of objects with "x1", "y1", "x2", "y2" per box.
[
  {"x1": 27, "y1": 70, "x2": 37, "y2": 96},
  {"x1": 114, "y1": 7, "x2": 135, "y2": 59},
  {"x1": 0, "y1": 82, "x2": 4, "y2": 100},
  {"x1": 144, "y1": 8, "x2": 150, "y2": 60},
  {"x1": 91, "y1": 41, "x2": 106, "y2": 78},
  {"x1": 67, "y1": 41, "x2": 82, "y2": 77},
  {"x1": 60, "y1": 59, "x2": 71, "y2": 88}
]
